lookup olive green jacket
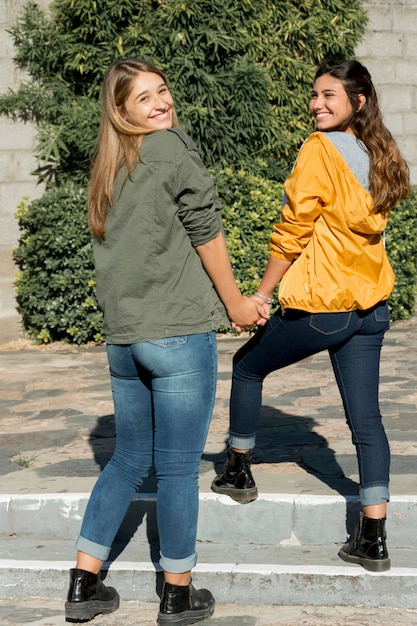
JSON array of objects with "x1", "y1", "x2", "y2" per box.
[{"x1": 93, "y1": 128, "x2": 228, "y2": 344}]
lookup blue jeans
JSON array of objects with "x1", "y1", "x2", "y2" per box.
[
  {"x1": 76, "y1": 331, "x2": 217, "y2": 573},
  {"x1": 230, "y1": 303, "x2": 391, "y2": 506}
]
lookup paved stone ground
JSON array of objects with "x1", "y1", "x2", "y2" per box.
[
  {"x1": 0, "y1": 597, "x2": 416, "y2": 626},
  {"x1": 0, "y1": 318, "x2": 417, "y2": 625},
  {"x1": 0, "y1": 316, "x2": 416, "y2": 497}
]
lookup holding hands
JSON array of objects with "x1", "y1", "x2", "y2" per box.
[
  {"x1": 194, "y1": 233, "x2": 276, "y2": 333},
  {"x1": 229, "y1": 294, "x2": 270, "y2": 332}
]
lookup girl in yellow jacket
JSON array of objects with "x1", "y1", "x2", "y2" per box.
[{"x1": 212, "y1": 59, "x2": 411, "y2": 573}]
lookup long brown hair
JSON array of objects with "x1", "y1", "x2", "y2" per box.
[
  {"x1": 314, "y1": 60, "x2": 411, "y2": 214},
  {"x1": 88, "y1": 58, "x2": 179, "y2": 239}
]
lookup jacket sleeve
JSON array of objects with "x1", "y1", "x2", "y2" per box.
[
  {"x1": 270, "y1": 135, "x2": 333, "y2": 262},
  {"x1": 172, "y1": 130, "x2": 223, "y2": 247}
]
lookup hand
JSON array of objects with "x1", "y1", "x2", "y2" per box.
[
  {"x1": 251, "y1": 294, "x2": 272, "y2": 326},
  {"x1": 227, "y1": 295, "x2": 269, "y2": 332}
]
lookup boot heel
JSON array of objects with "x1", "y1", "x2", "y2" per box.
[
  {"x1": 65, "y1": 597, "x2": 120, "y2": 621},
  {"x1": 211, "y1": 483, "x2": 258, "y2": 503},
  {"x1": 338, "y1": 547, "x2": 391, "y2": 572},
  {"x1": 65, "y1": 568, "x2": 120, "y2": 621}
]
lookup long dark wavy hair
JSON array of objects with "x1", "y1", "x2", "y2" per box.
[{"x1": 315, "y1": 59, "x2": 410, "y2": 214}]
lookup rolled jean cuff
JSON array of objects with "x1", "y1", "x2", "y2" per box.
[
  {"x1": 229, "y1": 435, "x2": 256, "y2": 450},
  {"x1": 75, "y1": 535, "x2": 111, "y2": 562},
  {"x1": 359, "y1": 485, "x2": 390, "y2": 507},
  {"x1": 159, "y1": 551, "x2": 197, "y2": 574}
]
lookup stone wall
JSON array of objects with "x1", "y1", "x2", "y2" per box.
[
  {"x1": 0, "y1": 0, "x2": 49, "y2": 341},
  {"x1": 356, "y1": 0, "x2": 417, "y2": 182},
  {"x1": 0, "y1": 0, "x2": 416, "y2": 341}
]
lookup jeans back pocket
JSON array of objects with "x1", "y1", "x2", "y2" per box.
[
  {"x1": 148, "y1": 336, "x2": 188, "y2": 349},
  {"x1": 309, "y1": 312, "x2": 352, "y2": 335},
  {"x1": 373, "y1": 301, "x2": 390, "y2": 323}
]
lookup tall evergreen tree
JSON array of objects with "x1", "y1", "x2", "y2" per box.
[
  {"x1": 1, "y1": 0, "x2": 367, "y2": 183},
  {"x1": 1, "y1": 0, "x2": 373, "y2": 343}
]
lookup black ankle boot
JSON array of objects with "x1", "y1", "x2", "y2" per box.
[
  {"x1": 338, "y1": 512, "x2": 390, "y2": 572},
  {"x1": 65, "y1": 567, "x2": 120, "y2": 622},
  {"x1": 211, "y1": 449, "x2": 258, "y2": 503},
  {"x1": 157, "y1": 581, "x2": 215, "y2": 625}
]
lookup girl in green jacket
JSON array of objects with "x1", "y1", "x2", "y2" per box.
[{"x1": 65, "y1": 58, "x2": 267, "y2": 626}]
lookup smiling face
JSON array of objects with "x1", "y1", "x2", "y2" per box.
[
  {"x1": 121, "y1": 71, "x2": 174, "y2": 130},
  {"x1": 309, "y1": 73, "x2": 356, "y2": 133}
]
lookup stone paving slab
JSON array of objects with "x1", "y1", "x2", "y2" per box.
[
  {"x1": 0, "y1": 316, "x2": 416, "y2": 498},
  {"x1": 0, "y1": 320, "x2": 417, "y2": 619},
  {"x1": 1, "y1": 597, "x2": 416, "y2": 626}
]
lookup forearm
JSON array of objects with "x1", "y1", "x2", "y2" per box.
[
  {"x1": 195, "y1": 232, "x2": 242, "y2": 312},
  {"x1": 256, "y1": 255, "x2": 292, "y2": 300},
  {"x1": 195, "y1": 232, "x2": 269, "y2": 329}
]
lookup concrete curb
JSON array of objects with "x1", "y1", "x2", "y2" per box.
[
  {"x1": 1, "y1": 493, "x2": 416, "y2": 546},
  {"x1": 1, "y1": 552, "x2": 417, "y2": 608},
  {"x1": 1, "y1": 494, "x2": 417, "y2": 607}
]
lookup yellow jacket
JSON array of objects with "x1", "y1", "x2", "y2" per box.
[{"x1": 270, "y1": 132, "x2": 395, "y2": 312}]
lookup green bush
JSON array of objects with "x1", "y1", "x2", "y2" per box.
[
  {"x1": 213, "y1": 163, "x2": 283, "y2": 298},
  {"x1": 385, "y1": 188, "x2": 417, "y2": 319},
  {"x1": 13, "y1": 186, "x2": 103, "y2": 344},
  {"x1": 13, "y1": 178, "x2": 417, "y2": 344},
  {"x1": 4, "y1": 0, "x2": 417, "y2": 342}
]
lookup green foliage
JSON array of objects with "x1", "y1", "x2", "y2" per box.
[
  {"x1": 0, "y1": 0, "x2": 367, "y2": 184},
  {"x1": 13, "y1": 177, "x2": 417, "y2": 344},
  {"x1": 213, "y1": 163, "x2": 283, "y2": 297},
  {"x1": 385, "y1": 188, "x2": 417, "y2": 320},
  {"x1": 13, "y1": 187, "x2": 103, "y2": 344},
  {"x1": 4, "y1": 0, "x2": 417, "y2": 342}
]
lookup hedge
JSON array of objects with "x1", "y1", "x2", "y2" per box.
[{"x1": 13, "y1": 178, "x2": 417, "y2": 344}]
